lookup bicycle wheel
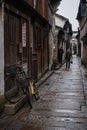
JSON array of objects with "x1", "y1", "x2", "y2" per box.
[
  {"x1": 30, "y1": 81, "x2": 40, "y2": 101},
  {"x1": 24, "y1": 86, "x2": 32, "y2": 109},
  {"x1": 33, "y1": 85, "x2": 40, "y2": 101},
  {"x1": 5, "y1": 76, "x2": 22, "y2": 104}
]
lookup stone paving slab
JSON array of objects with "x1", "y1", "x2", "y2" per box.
[
  {"x1": 42, "y1": 92, "x2": 84, "y2": 99},
  {"x1": 25, "y1": 108, "x2": 87, "y2": 118},
  {"x1": 5, "y1": 116, "x2": 87, "y2": 130},
  {"x1": 1, "y1": 56, "x2": 87, "y2": 130},
  {"x1": 40, "y1": 97, "x2": 85, "y2": 104}
]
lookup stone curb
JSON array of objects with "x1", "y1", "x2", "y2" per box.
[
  {"x1": 3, "y1": 64, "x2": 62, "y2": 116},
  {"x1": 36, "y1": 64, "x2": 63, "y2": 87},
  {"x1": 36, "y1": 70, "x2": 54, "y2": 87}
]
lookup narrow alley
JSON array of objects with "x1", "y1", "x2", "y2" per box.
[{"x1": 1, "y1": 55, "x2": 87, "y2": 130}]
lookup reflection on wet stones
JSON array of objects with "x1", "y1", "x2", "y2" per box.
[{"x1": 4, "y1": 56, "x2": 87, "y2": 130}]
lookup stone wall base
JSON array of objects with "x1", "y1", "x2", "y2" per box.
[{"x1": 0, "y1": 95, "x2": 5, "y2": 115}]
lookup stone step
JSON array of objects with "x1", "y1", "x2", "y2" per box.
[{"x1": 4, "y1": 95, "x2": 26, "y2": 115}]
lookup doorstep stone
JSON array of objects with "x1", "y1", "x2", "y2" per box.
[{"x1": 4, "y1": 95, "x2": 26, "y2": 115}]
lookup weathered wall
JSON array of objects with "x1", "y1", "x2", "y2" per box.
[
  {"x1": 55, "y1": 14, "x2": 68, "y2": 29},
  {"x1": 0, "y1": 6, "x2": 4, "y2": 112},
  {"x1": 49, "y1": 30, "x2": 54, "y2": 70}
]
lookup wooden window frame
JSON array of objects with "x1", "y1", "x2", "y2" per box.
[{"x1": 34, "y1": 24, "x2": 42, "y2": 48}]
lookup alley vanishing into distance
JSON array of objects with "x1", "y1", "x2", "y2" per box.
[{"x1": 1, "y1": 55, "x2": 87, "y2": 130}]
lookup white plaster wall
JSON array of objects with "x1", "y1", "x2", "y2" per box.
[
  {"x1": 53, "y1": 36, "x2": 58, "y2": 61},
  {"x1": 49, "y1": 31, "x2": 54, "y2": 70},
  {"x1": 81, "y1": 40, "x2": 83, "y2": 59},
  {"x1": 0, "y1": 9, "x2": 4, "y2": 96},
  {"x1": 62, "y1": 41, "x2": 66, "y2": 60},
  {"x1": 55, "y1": 16, "x2": 66, "y2": 28}
]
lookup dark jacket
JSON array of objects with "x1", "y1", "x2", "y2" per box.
[
  {"x1": 66, "y1": 51, "x2": 71, "y2": 60},
  {"x1": 58, "y1": 48, "x2": 64, "y2": 59}
]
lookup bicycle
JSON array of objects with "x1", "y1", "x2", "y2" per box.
[
  {"x1": 29, "y1": 79, "x2": 40, "y2": 101},
  {"x1": 19, "y1": 67, "x2": 40, "y2": 101},
  {"x1": 5, "y1": 64, "x2": 40, "y2": 108},
  {"x1": 4, "y1": 65, "x2": 32, "y2": 109}
]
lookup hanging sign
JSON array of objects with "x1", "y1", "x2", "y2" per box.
[{"x1": 22, "y1": 22, "x2": 26, "y2": 47}]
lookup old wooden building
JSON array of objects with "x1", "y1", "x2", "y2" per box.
[
  {"x1": 56, "y1": 19, "x2": 73, "y2": 63},
  {"x1": 55, "y1": 14, "x2": 68, "y2": 61},
  {"x1": 4, "y1": 0, "x2": 50, "y2": 81},
  {"x1": 77, "y1": 0, "x2": 87, "y2": 65},
  {"x1": 0, "y1": 0, "x2": 62, "y2": 113}
]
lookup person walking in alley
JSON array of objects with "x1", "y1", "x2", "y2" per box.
[
  {"x1": 58, "y1": 47, "x2": 64, "y2": 64},
  {"x1": 65, "y1": 48, "x2": 72, "y2": 70}
]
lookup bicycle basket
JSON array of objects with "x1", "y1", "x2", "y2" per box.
[{"x1": 5, "y1": 66, "x2": 17, "y2": 77}]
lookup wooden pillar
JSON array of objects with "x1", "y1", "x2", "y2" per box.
[{"x1": 0, "y1": 3, "x2": 5, "y2": 112}]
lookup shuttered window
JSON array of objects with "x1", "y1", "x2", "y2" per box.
[
  {"x1": 35, "y1": 25, "x2": 42, "y2": 48},
  {"x1": 9, "y1": 14, "x2": 16, "y2": 43}
]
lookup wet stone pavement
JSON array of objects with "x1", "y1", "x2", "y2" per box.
[{"x1": 1, "y1": 55, "x2": 87, "y2": 130}]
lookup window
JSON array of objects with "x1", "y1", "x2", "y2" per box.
[
  {"x1": 9, "y1": 15, "x2": 16, "y2": 43},
  {"x1": 35, "y1": 25, "x2": 42, "y2": 48}
]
